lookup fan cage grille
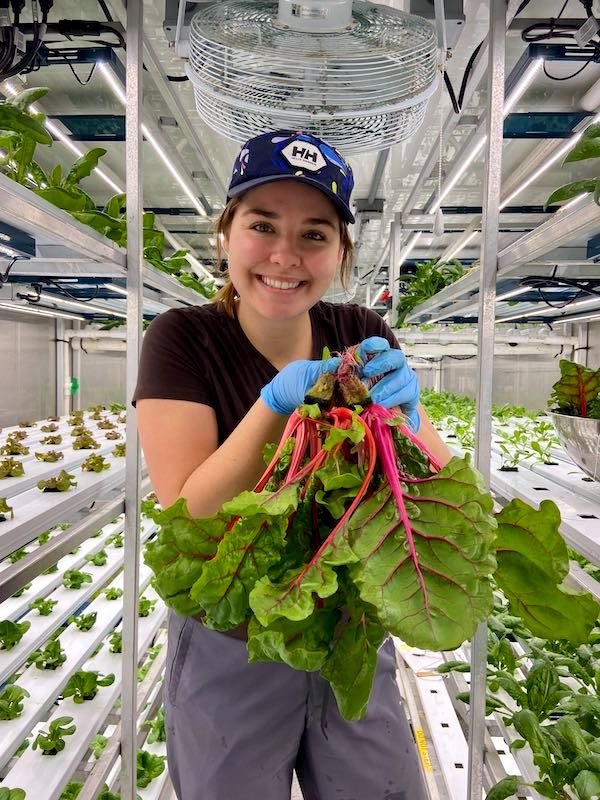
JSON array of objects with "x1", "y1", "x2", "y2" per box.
[{"x1": 188, "y1": 0, "x2": 439, "y2": 153}]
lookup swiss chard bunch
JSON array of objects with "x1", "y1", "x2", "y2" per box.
[
  {"x1": 145, "y1": 346, "x2": 599, "y2": 721},
  {"x1": 549, "y1": 359, "x2": 600, "y2": 419}
]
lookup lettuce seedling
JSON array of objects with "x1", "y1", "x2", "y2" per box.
[
  {"x1": 146, "y1": 345, "x2": 600, "y2": 721},
  {"x1": 35, "y1": 450, "x2": 64, "y2": 463},
  {"x1": 105, "y1": 430, "x2": 121, "y2": 440},
  {"x1": 1, "y1": 439, "x2": 29, "y2": 456},
  {"x1": 107, "y1": 533, "x2": 124, "y2": 549},
  {"x1": 144, "y1": 707, "x2": 166, "y2": 744},
  {"x1": 62, "y1": 670, "x2": 115, "y2": 703},
  {"x1": 104, "y1": 586, "x2": 123, "y2": 599},
  {"x1": 38, "y1": 470, "x2": 77, "y2": 492},
  {"x1": 81, "y1": 454, "x2": 111, "y2": 473},
  {"x1": 18, "y1": 420, "x2": 35, "y2": 428},
  {"x1": 97, "y1": 420, "x2": 116, "y2": 430},
  {"x1": 32, "y1": 716, "x2": 76, "y2": 754},
  {"x1": 72, "y1": 434, "x2": 100, "y2": 450},
  {"x1": 40, "y1": 435, "x2": 62, "y2": 446},
  {"x1": 29, "y1": 639, "x2": 66, "y2": 670},
  {"x1": 69, "y1": 611, "x2": 97, "y2": 631},
  {"x1": 136, "y1": 749, "x2": 166, "y2": 788},
  {"x1": 138, "y1": 597, "x2": 157, "y2": 617},
  {"x1": 108, "y1": 631, "x2": 122, "y2": 653},
  {"x1": 86, "y1": 549, "x2": 108, "y2": 566},
  {"x1": 0, "y1": 498, "x2": 14, "y2": 521},
  {"x1": 90, "y1": 734, "x2": 108, "y2": 759},
  {"x1": 0, "y1": 620, "x2": 30, "y2": 650},
  {"x1": 0, "y1": 458, "x2": 24, "y2": 478},
  {"x1": 0, "y1": 788, "x2": 26, "y2": 800},
  {"x1": 29, "y1": 598, "x2": 58, "y2": 616},
  {"x1": 70, "y1": 425, "x2": 92, "y2": 437},
  {"x1": 11, "y1": 582, "x2": 30, "y2": 597},
  {"x1": 0, "y1": 685, "x2": 29, "y2": 720},
  {"x1": 41, "y1": 423, "x2": 59, "y2": 433},
  {"x1": 9, "y1": 547, "x2": 27, "y2": 563},
  {"x1": 62, "y1": 569, "x2": 92, "y2": 590},
  {"x1": 59, "y1": 782, "x2": 83, "y2": 800},
  {"x1": 112, "y1": 443, "x2": 126, "y2": 457},
  {"x1": 11, "y1": 430, "x2": 28, "y2": 441}
]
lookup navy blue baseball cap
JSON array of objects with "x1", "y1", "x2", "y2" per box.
[{"x1": 227, "y1": 130, "x2": 355, "y2": 224}]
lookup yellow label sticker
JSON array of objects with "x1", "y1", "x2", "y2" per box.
[{"x1": 414, "y1": 728, "x2": 433, "y2": 772}]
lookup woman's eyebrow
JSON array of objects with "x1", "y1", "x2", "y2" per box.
[{"x1": 242, "y1": 208, "x2": 336, "y2": 229}]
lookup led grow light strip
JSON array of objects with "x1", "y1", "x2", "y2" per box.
[
  {"x1": 497, "y1": 295, "x2": 600, "y2": 323},
  {"x1": 103, "y1": 283, "x2": 128, "y2": 297},
  {"x1": 0, "y1": 302, "x2": 85, "y2": 321},
  {"x1": 98, "y1": 62, "x2": 207, "y2": 218},
  {"x1": 429, "y1": 59, "x2": 544, "y2": 214},
  {"x1": 36, "y1": 292, "x2": 128, "y2": 319},
  {"x1": 554, "y1": 312, "x2": 600, "y2": 325}
]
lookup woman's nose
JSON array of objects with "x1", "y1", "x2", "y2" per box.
[{"x1": 269, "y1": 236, "x2": 301, "y2": 268}]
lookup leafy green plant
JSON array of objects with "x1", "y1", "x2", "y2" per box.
[
  {"x1": 107, "y1": 533, "x2": 124, "y2": 549},
  {"x1": 141, "y1": 494, "x2": 159, "y2": 518},
  {"x1": 29, "y1": 639, "x2": 66, "y2": 670},
  {"x1": 136, "y1": 749, "x2": 166, "y2": 788},
  {"x1": 37, "y1": 470, "x2": 76, "y2": 492},
  {"x1": 35, "y1": 449, "x2": 64, "y2": 463},
  {"x1": 62, "y1": 569, "x2": 93, "y2": 590},
  {"x1": 40, "y1": 435, "x2": 62, "y2": 446},
  {"x1": 528, "y1": 419, "x2": 560, "y2": 465},
  {"x1": 38, "y1": 530, "x2": 52, "y2": 545},
  {"x1": 0, "y1": 497, "x2": 14, "y2": 521},
  {"x1": 0, "y1": 87, "x2": 53, "y2": 184},
  {"x1": 29, "y1": 597, "x2": 58, "y2": 616},
  {"x1": 0, "y1": 685, "x2": 29, "y2": 720},
  {"x1": 67, "y1": 414, "x2": 84, "y2": 425},
  {"x1": 0, "y1": 788, "x2": 26, "y2": 800},
  {"x1": 86, "y1": 549, "x2": 108, "y2": 567},
  {"x1": 73, "y1": 434, "x2": 100, "y2": 450},
  {"x1": 546, "y1": 123, "x2": 600, "y2": 207},
  {"x1": 138, "y1": 597, "x2": 157, "y2": 617},
  {"x1": 108, "y1": 631, "x2": 122, "y2": 653},
  {"x1": 9, "y1": 547, "x2": 28, "y2": 563},
  {"x1": 30, "y1": 148, "x2": 106, "y2": 214},
  {"x1": 97, "y1": 787, "x2": 120, "y2": 800},
  {"x1": 44, "y1": 564, "x2": 59, "y2": 574},
  {"x1": 494, "y1": 424, "x2": 531, "y2": 471},
  {"x1": 549, "y1": 359, "x2": 600, "y2": 419},
  {"x1": 41, "y1": 423, "x2": 59, "y2": 433},
  {"x1": 59, "y1": 781, "x2": 83, "y2": 800},
  {"x1": 62, "y1": 670, "x2": 115, "y2": 703},
  {"x1": 105, "y1": 430, "x2": 122, "y2": 440},
  {"x1": 97, "y1": 420, "x2": 116, "y2": 430},
  {"x1": 1, "y1": 439, "x2": 29, "y2": 456},
  {"x1": 104, "y1": 586, "x2": 123, "y2": 600},
  {"x1": 0, "y1": 620, "x2": 30, "y2": 650},
  {"x1": 17, "y1": 420, "x2": 35, "y2": 428},
  {"x1": 0, "y1": 457, "x2": 24, "y2": 478},
  {"x1": 68, "y1": 611, "x2": 97, "y2": 631},
  {"x1": 144, "y1": 707, "x2": 166, "y2": 744},
  {"x1": 12, "y1": 582, "x2": 31, "y2": 597},
  {"x1": 90, "y1": 733, "x2": 108, "y2": 759},
  {"x1": 81, "y1": 454, "x2": 111, "y2": 473},
  {"x1": 396, "y1": 258, "x2": 468, "y2": 324},
  {"x1": 11, "y1": 430, "x2": 28, "y2": 441},
  {"x1": 32, "y1": 716, "x2": 76, "y2": 755},
  {"x1": 70, "y1": 425, "x2": 91, "y2": 437},
  {"x1": 112, "y1": 443, "x2": 126, "y2": 458},
  {"x1": 138, "y1": 644, "x2": 162, "y2": 682}
]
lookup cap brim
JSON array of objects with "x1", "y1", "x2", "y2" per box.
[{"x1": 227, "y1": 174, "x2": 355, "y2": 224}]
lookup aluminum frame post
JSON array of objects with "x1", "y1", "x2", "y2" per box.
[
  {"x1": 468, "y1": 1, "x2": 506, "y2": 798},
  {"x1": 121, "y1": 0, "x2": 144, "y2": 795},
  {"x1": 389, "y1": 212, "x2": 402, "y2": 327}
]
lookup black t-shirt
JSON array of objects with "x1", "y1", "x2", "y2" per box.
[{"x1": 133, "y1": 301, "x2": 399, "y2": 444}]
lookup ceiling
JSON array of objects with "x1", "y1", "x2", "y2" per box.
[{"x1": 2, "y1": 0, "x2": 600, "y2": 309}]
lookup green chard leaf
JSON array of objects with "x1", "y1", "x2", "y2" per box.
[
  {"x1": 485, "y1": 776, "x2": 520, "y2": 800},
  {"x1": 494, "y1": 499, "x2": 599, "y2": 643},
  {"x1": 143, "y1": 498, "x2": 228, "y2": 616}
]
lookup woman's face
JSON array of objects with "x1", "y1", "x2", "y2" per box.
[{"x1": 223, "y1": 180, "x2": 343, "y2": 321}]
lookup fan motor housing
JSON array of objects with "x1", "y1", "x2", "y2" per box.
[{"x1": 276, "y1": 0, "x2": 353, "y2": 33}]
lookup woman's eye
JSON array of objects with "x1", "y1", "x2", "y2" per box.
[
  {"x1": 305, "y1": 231, "x2": 326, "y2": 241},
  {"x1": 251, "y1": 222, "x2": 272, "y2": 232}
]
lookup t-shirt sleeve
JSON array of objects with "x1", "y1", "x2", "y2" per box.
[
  {"x1": 359, "y1": 307, "x2": 401, "y2": 351},
  {"x1": 132, "y1": 309, "x2": 214, "y2": 407}
]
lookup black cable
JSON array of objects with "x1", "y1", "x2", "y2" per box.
[
  {"x1": 543, "y1": 59, "x2": 592, "y2": 80},
  {"x1": 60, "y1": 55, "x2": 96, "y2": 85},
  {"x1": 96, "y1": 0, "x2": 113, "y2": 22},
  {"x1": 166, "y1": 74, "x2": 189, "y2": 82},
  {"x1": 44, "y1": 278, "x2": 102, "y2": 302},
  {"x1": 0, "y1": 256, "x2": 17, "y2": 285}
]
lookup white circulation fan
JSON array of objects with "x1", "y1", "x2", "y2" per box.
[{"x1": 186, "y1": 0, "x2": 440, "y2": 154}]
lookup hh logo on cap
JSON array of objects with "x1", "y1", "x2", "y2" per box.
[{"x1": 281, "y1": 140, "x2": 326, "y2": 172}]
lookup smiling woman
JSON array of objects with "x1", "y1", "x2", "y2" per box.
[{"x1": 133, "y1": 128, "x2": 446, "y2": 800}]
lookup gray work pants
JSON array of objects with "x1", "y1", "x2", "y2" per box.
[{"x1": 164, "y1": 611, "x2": 428, "y2": 800}]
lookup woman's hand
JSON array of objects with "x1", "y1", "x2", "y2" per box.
[
  {"x1": 357, "y1": 337, "x2": 421, "y2": 431},
  {"x1": 260, "y1": 357, "x2": 340, "y2": 416}
]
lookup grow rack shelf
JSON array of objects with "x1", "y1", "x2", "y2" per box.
[
  {"x1": 403, "y1": 195, "x2": 600, "y2": 324},
  {"x1": 0, "y1": 561, "x2": 156, "y2": 771},
  {"x1": 0, "y1": 172, "x2": 208, "y2": 311},
  {"x1": 2, "y1": 590, "x2": 166, "y2": 800}
]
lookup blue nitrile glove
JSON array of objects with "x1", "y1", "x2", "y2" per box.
[
  {"x1": 357, "y1": 336, "x2": 421, "y2": 431},
  {"x1": 261, "y1": 357, "x2": 341, "y2": 416}
]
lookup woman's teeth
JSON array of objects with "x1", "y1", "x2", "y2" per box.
[{"x1": 260, "y1": 276, "x2": 302, "y2": 290}]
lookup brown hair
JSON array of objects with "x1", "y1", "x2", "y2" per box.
[{"x1": 212, "y1": 196, "x2": 354, "y2": 316}]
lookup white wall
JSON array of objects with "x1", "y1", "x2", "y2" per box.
[
  {"x1": 78, "y1": 351, "x2": 126, "y2": 409},
  {"x1": 0, "y1": 312, "x2": 56, "y2": 428}
]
